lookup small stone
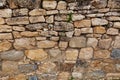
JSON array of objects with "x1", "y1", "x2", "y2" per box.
[
  {"x1": 28, "y1": 75, "x2": 38, "y2": 80},
  {"x1": 72, "y1": 14, "x2": 85, "y2": 21},
  {"x1": 46, "y1": 10, "x2": 58, "y2": 15},
  {"x1": 114, "y1": 22, "x2": 120, "y2": 29},
  {"x1": 94, "y1": 50, "x2": 110, "y2": 59},
  {"x1": 69, "y1": 37, "x2": 86, "y2": 48},
  {"x1": 0, "y1": 0, "x2": 6, "y2": 7},
  {"x1": 50, "y1": 37, "x2": 59, "y2": 41},
  {"x1": 0, "y1": 25, "x2": 12, "y2": 32},
  {"x1": 65, "y1": 31, "x2": 74, "y2": 38},
  {"x1": 92, "y1": 18, "x2": 108, "y2": 26},
  {"x1": 98, "y1": 38, "x2": 112, "y2": 49},
  {"x1": 13, "y1": 26, "x2": 25, "y2": 31},
  {"x1": 79, "y1": 47, "x2": 93, "y2": 59},
  {"x1": 65, "y1": 49, "x2": 78, "y2": 61},
  {"x1": 29, "y1": 9, "x2": 46, "y2": 16},
  {"x1": 12, "y1": 31, "x2": 21, "y2": 38},
  {"x1": 43, "y1": 1, "x2": 57, "y2": 10},
  {"x1": 46, "y1": 15, "x2": 54, "y2": 23},
  {"x1": 0, "y1": 41, "x2": 11, "y2": 52},
  {"x1": 25, "y1": 49, "x2": 48, "y2": 61},
  {"x1": 14, "y1": 38, "x2": 36, "y2": 50},
  {"x1": 57, "y1": 1, "x2": 67, "y2": 10},
  {"x1": 13, "y1": 8, "x2": 28, "y2": 16},
  {"x1": 72, "y1": 72, "x2": 83, "y2": 79},
  {"x1": 8, "y1": 0, "x2": 18, "y2": 9},
  {"x1": 0, "y1": 50, "x2": 24, "y2": 61},
  {"x1": 29, "y1": 16, "x2": 45, "y2": 23},
  {"x1": 48, "y1": 49, "x2": 61, "y2": 58},
  {"x1": 38, "y1": 62, "x2": 56, "y2": 73},
  {"x1": 37, "y1": 40, "x2": 57, "y2": 48},
  {"x1": 113, "y1": 36, "x2": 120, "y2": 48},
  {"x1": 111, "y1": 49, "x2": 120, "y2": 59},
  {"x1": 6, "y1": 17, "x2": 29, "y2": 25},
  {"x1": 55, "y1": 15, "x2": 67, "y2": 21},
  {"x1": 0, "y1": 18, "x2": 5, "y2": 24},
  {"x1": 0, "y1": 9, "x2": 12, "y2": 17},
  {"x1": 20, "y1": 31, "x2": 39, "y2": 37},
  {"x1": 0, "y1": 33, "x2": 13, "y2": 40},
  {"x1": 58, "y1": 72, "x2": 70, "y2": 80},
  {"x1": 81, "y1": 28, "x2": 93, "y2": 34},
  {"x1": 94, "y1": 26, "x2": 106, "y2": 34},
  {"x1": 59, "y1": 41, "x2": 68, "y2": 50},
  {"x1": 18, "y1": 64, "x2": 37, "y2": 73},
  {"x1": 36, "y1": 37, "x2": 46, "y2": 41},
  {"x1": 87, "y1": 38, "x2": 98, "y2": 48},
  {"x1": 74, "y1": 19, "x2": 91, "y2": 28},
  {"x1": 107, "y1": 28, "x2": 119, "y2": 35}
]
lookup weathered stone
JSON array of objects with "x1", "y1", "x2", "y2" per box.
[
  {"x1": 58, "y1": 72, "x2": 70, "y2": 80},
  {"x1": 107, "y1": 28, "x2": 119, "y2": 35},
  {"x1": 105, "y1": 12, "x2": 120, "y2": 16},
  {"x1": 0, "y1": 25, "x2": 12, "y2": 32},
  {"x1": 0, "y1": 0, "x2": 6, "y2": 7},
  {"x1": 11, "y1": 74, "x2": 26, "y2": 80},
  {"x1": 74, "y1": 19, "x2": 91, "y2": 28},
  {"x1": 108, "y1": 0, "x2": 120, "y2": 8},
  {"x1": 20, "y1": 31, "x2": 39, "y2": 37},
  {"x1": 38, "y1": 62, "x2": 56, "y2": 73},
  {"x1": 116, "y1": 64, "x2": 120, "y2": 71},
  {"x1": 98, "y1": 38, "x2": 112, "y2": 49},
  {"x1": 14, "y1": 38, "x2": 36, "y2": 50},
  {"x1": 94, "y1": 50, "x2": 110, "y2": 59},
  {"x1": 46, "y1": 15, "x2": 54, "y2": 23},
  {"x1": 65, "y1": 31, "x2": 74, "y2": 38},
  {"x1": 48, "y1": 49, "x2": 61, "y2": 58},
  {"x1": 57, "y1": 1, "x2": 67, "y2": 10},
  {"x1": 92, "y1": 0, "x2": 107, "y2": 8},
  {"x1": 36, "y1": 37, "x2": 46, "y2": 41},
  {"x1": 0, "y1": 9, "x2": 12, "y2": 17},
  {"x1": 29, "y1": 9, "x2": 46, "y2": 16},
  {"x1": 28, "y1": 75, "x2": 38, "y2": 80},
  {"x1": 81, "y1": 28, "x2": 93, "y2": 34},
  {"x1": 87, "y1": 38, "x2": 98, "y2": 48},
  {"x1": 37, "y1": 40, "x2": 57, "y2": 48},
  {"x1": 8, "y1": 0, "x2": 18, "y2": 9},
  {"x1": 12, "y1": 31, "x2": 21, "y2": 38},
  {"x1": 59, "y1": 41, "x2": 68, "y2": 50},
  {"x1": 74, "y1": 29, "x2": 81, "y2": 36},
  {"x1": 13, "y1": 26, "x2": 25, "y2": 31},
  {"x1": 0, "y1": 33, "x2": 13, "y2": 40},
  {"x1": 25, "y1": 49, "x2": 48, "y2": 61},
  {"x1": 0, "y1": 18, "x2": 5, "y2": 24},
  {"x1": 72, "y1": 72, "x2": 83, "y2": 79},
  {"x1": 0, "y1": 50, "x2": 24, "y2": 61},
  {"x1": 18, "y1": 64, "x2": 37, "y2": 73},
  {"x1": 65, "y1": 49, "x2": 78, "y2": 61},
  {"x1": 69, "y1": 37, "x2": 86, "y2": 48},
  {"x1": 50, "y1": 37, "x2": 59, "y2": 41},
  {"x1": 113, "y1": 36, "x2": 120, "y2": 49},
  {"x1": 107, "y1": 16, "x2": 120, "y2": 21},
  {"x1": 13, "y1": 8, "x2": 28, "y2": 16},
  {"x1": 55, "y1": 15, "x2": 67, "y2": 21},
  {"x1": 29, "y1": 16, "x2": 45, "y2": 23},
  {"x1": 111, "y1": 49, "x2": 120, "y2": 59},
  {"x1": 92, "y1": 18, "x2": 108, "y2": 26},
  {"x1": 72, "y1": 14, "x2": 85, "y2": 21},
  {"x1": 114, "y1": 22, "x2": 120, "y2": 29},
  {"x1": 106, "y1": 73, "x2": 120, "y2": 78},
  {"x1": 2, "y1": 61, "x2": 18, "y2": 75},
  {"x1": 94, "y1": 26, "x2": 106, "y2": 34},
  {"x1": 98, "y1": 8, "x2": 110, "y2": 13},
  {"x1": 79, "y1": 47, "x2": 93, "y2": 59},
  {"x1": 6, "y1": 17, "x2": 29, "y2": 25},
  {"x1": 54, "y1": 22, "x2": 74, "y2": 31},
  {"x1": 43, "y1": 1, "x2": 57, "y2": 10},
  {"x1": 46, "y1": 10, "x2": 58, "y2": 15},
  {"x1": 0, "y1": 41, "x2": 11, "y2": 52},
  {"x1": 26, "y1": 23, "x2": 46, "y2": 31}
]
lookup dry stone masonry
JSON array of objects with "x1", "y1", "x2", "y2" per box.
[{"x1": 0, "y1": 0, "x2": 120, "y2": 80}]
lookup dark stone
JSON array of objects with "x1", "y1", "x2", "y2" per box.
[
  {"x1": 29, "y1": 75, "x2": 38, "y2": 80},
  {"x1": 18, "y1": 64, "x2": 37, "y2": 73},
  {"x1": 111, "y1": 49, "x2": 120, "y2": 59},
  {"x1": 0, "y1": 61, "x2": 2, "y2": 71}
]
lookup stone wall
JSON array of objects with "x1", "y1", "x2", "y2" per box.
[{"x1": 0, "y1": 0, "x2": 120, "y2": 80}]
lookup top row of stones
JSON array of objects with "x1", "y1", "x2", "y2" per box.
[{"x1": 0, "y1": 0, "x2": 120, "y2": 9}]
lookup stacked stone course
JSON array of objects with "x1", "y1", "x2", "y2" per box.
[{"x1": 0, "y1": 0, "x2": 120, "y2": 80}]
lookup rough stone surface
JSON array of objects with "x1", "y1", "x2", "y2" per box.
[
  {"x1": 113, "y1": 36, "x2": 120, "y2": 49},
  {"x1": 94, "y1": 26, "x2": 106, "y2": 34},
  {"x1": 0, "y1": 50, "x2": 24, "y2": 61},
  {"x1": 111, "y1": 49, "x2": 120, "y2": 59},
  {"x1": 25, "y1": 49, "x2": 48, "y2": 61},
  {"x1": 57, "y1": 1, "x2": 67, "y2": 10},
  {"x1": 107, "y1": 28, "x2": 119, "y2": 35},
  {"x1": 29, "y1": 16, "x2": 45, "y2": 23},
  {"x1": 72, "y1": 14, "x2": 85, "y2": 21},
  {"x1": 114, "y1": 22, "x2": 120, "y2": 29},
  {"x1": 87, "y1": 38, "x2": 98, "y2": 48},
  {"x1": 0, "y1": 33, "x2": 13, "y2": 40},
  {"x1": 0, "y1": 41, "x2": 12, "y2": 52},
  {"x1": 92, "y1": 18, "x2": 108, "y2": 26},
  {"x1": 108, "y1": 0, "x2": 120, "y2": 8},
  {"x1": 48, "y1": 49, "x2": 61, "y2": 58},
  {"x1": 0, "y1": 9, "x2": 12, "y2": 17},
  {"x1": 43, "y1": 1, "x2": 57, "y2": 10},
  {"x1": 0, "y1": 18, "x2": 5, "y2": 24},
  {"x1": 29, "y1": 9, "x2": 46, "y2": 16},
  {"x1": 69, "y1": 37, "x2": 86, "y2": 48},
  {"x1": 0, "y1": 25, "x2": 12, "y2": 32}
]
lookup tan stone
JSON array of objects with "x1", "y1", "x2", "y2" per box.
[
  {"x1": 107, "y1": 28, "x2": 119, "y2": 35},
  {"x1": 92, "y1": 18, "x2": 108, "y2": 26},
  {"x1": 74, "y1": 29, "x2": 81, "y2": 36},
  {"x1": 113, "y1": 36, "x2": 120, "y2": 49},
  {"x1": 29, "y1": 16, "x2": 45, "y2": 23},
  {"x1": 0, "y1": 18, "x2": 5, "y2": 24},
  {"x1": 114, "y1": 22, "x2": 120, "y2": 29},
  {"x1": 29, "y1": 9, "x2": 46, "y2": 16},
  {"x1": 25, "y1": 49, "x2": 48, "y2": 61},
  {"x1": 14, "y1": 38, "x2": 36, "y2": 50},
  {"x1": 8, "y1": 0, "x2": 18, "y2": 9},
  {"x1": 0, "y1": 41, "x2": 12, "y2": 52},
  {"x1": 13, "y1": 74, "x2": 26, "y2": 80},
  {"x1": 13, "y1": 26, "x2": 25, "y2": 31},
  {"x1": 81, "y1": 28, "x2": 93, "y2": 34},
  {"x1": 0, "y1": 33, "x2": 13, "y2": 40},
  {"x1": 72, "y1": 14, "x2": 85, "y2": 21},
  {"x1": 12, "y1": 31, "x2": 21, "y2": 38},
  {"x1": 94, "y1": 26, "x2": 106, "y2": 34},
  {"x1": 46, "y1": 15, "x2": 54, "y2": 23},
  {"x1": 108, "y1": 0, "x2": 120, "y2": 8},
  {"x1": 94, "y1": 50, "x2": 110, "y2": 59},
  {"x1": 46, "y1": 10, "x2": 58, "y2": 15},
  {"x1": 87, "y1": 38, "x2": 98, "y2": 48},
  {"x1": 107, "y1": 16, "x2": 120, "y2": 21},
  {"x1": 13, "y1": 8, "x2": 28, "y2": 16},
  {"x1": 58, "y1": 72, "x2": 70, "y2": 80},
  {"x1": 0, "y1": 25, "x2": 12, "y2": 32},
  {"x1": 0, "y1": 9, "x2": 12, "y2": 17},
  {"x1": 57, "y1": 1, "x2": 67, "y2": 10},
  {"x1": 74, "y1": 20, "x2": 91, "y2": 28},
  {"x1": 65, "y1": 49, "x2": 78, "y2": 61},
  {"x1": 43, "y1": 1, "x2": 57, "y2": 10},
  {"x1": 59, "y1": 41, "x2": 68, "y2": 50},
  {"x1": 37, "y1": 40, "x2": 57, "y2": 48},
  {"x1": 79, "y1": 47, "x2": 93, "y2": 59},
  {"x1": 20, "y1": 31, "x2": 39, "y2": 37}
]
